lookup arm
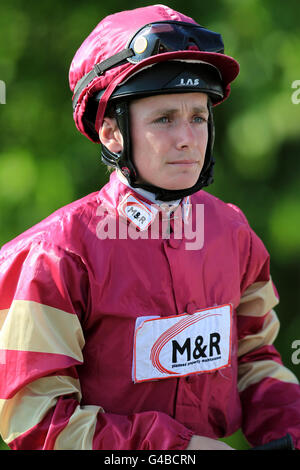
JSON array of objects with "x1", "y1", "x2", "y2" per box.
[
  {"x1": 0, "y1": 240, "x2": 192, "y2": 450},
  {"x1": 237, "y1": 230, "x2": 300, "y2": 449}
]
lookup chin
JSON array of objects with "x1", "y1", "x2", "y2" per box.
[{"x1": 162, "y1": 176, "x2": 200, "y2": 191}]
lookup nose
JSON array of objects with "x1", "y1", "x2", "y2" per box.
[{"x1": 175, "y1": 121, "x2": 198, "y2": 150}]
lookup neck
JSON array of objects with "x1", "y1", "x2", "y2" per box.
[{"x1": 116, "y1": 170, "x2": 182, "y2": 208}]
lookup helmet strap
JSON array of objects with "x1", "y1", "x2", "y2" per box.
[{"x1": 101, "y1": 101, "x2": 137, "y2": 180}]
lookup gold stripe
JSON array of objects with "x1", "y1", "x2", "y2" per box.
[
  {"x1": 53, "y1": 404, "x2": 104, "y2": 450},
  {"x1": 238, "y1": 309, "x2": 279, "y2": 358},
  {"x1": 0, "y1": 300, "x2": 84, "y2": 361},
  {"x1": 238, "y1": 359, "x2": 299, "y2": 393},
  {"x1": 0, "y1": 375, "x2": 82, "y2": 444},
  {"x1": 236, "y1": 278, "x2": 279, "y2": 317},
  {"x1": 0, "y1": 309, "x2": 9, "y2": 331}
]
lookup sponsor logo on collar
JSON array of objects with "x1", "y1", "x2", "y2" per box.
[
  {"x1": 118, "y1": 192, "x2": 191, "y2": 231},
  {"x1": 118, "y1": 193, "x2": 158, "y2": 231}
]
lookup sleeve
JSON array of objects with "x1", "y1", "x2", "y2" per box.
[
  {"x1": 0, "y1": 240, "x2": 193, "y2": 450},
  {"x1": 236, "y1": 228, "x2": 300, "y2": 449}
]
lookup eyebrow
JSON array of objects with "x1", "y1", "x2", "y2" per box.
[{"x1": 148, "y1": 105, "x2": 209, "y2": 117}]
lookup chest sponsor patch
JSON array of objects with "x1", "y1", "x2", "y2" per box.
[
  {"x1": 133, "y1": 304, "x2": 232, "y2": 383},
  {"x1": 118, "y1": 193, "x2": 157, "y2": 231}
]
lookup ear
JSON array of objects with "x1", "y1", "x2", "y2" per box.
[{"x1": 99, "y1": 117, "x2": 123, "y2": 153}]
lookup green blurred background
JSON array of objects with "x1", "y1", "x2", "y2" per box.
[{"x1": 0, "y1": 0, "x2": 299, "y2": 451}]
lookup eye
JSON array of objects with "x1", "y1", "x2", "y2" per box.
[
  {"x1": 193, "y1": 115, "x2": 207, "y2": 124},
  {"x1": 154, "y1": 116, "x2": 171, "y2": 124}
]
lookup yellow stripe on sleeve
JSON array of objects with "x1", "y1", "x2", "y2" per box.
[
  {"x1": 238, "y1": 359, "x2": 299, "y2": 393},
  {"x1": 0, "y1": 375, "x2": 82, "y2": 444},
  {"x1": 0, "y1": 309, "x2": 9, "y2": 331},
  {"x1": 0, "y1": 374, "x2": 105, "y2": 448},
  {"x1": 53, "y1": 403, "x2": 104, "y2": 450},
  {"x1": 238, "y1": 309, "x2": 280, "y2": 358},
  {"x1": 0, "y1": 300, "x2": 84, "y2": 361},
  {"x1": 237, "y1": 278, "x2": 279, "y2": 317},
  {"x1": 237, "y1": 278, "x2": 299, "y2": 392}
]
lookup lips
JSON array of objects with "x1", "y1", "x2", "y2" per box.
[{"x1": 168, "y1": 160, "x2": 199, "y2": 165}]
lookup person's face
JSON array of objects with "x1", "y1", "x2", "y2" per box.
[{"x1": 130, "y1": 92, "x2": 209, "y2": 190}]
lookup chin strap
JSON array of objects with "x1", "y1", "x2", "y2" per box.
[
  {"x1": 101, "y1": 99, "x2": 215, "y2": 202},
  {"x1": 101, "y1": 101, "x2": 137, "y2": 179}
]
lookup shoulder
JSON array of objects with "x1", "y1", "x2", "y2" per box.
[
  {"x1": 191, "y1": 190, "x2": 250, "y2": 228},
  {"x1": 0, "y1": 191, "x2": 100, "y2": 260},
  {"x1": 193, "y1": 191, "x2": 272, "y2": 284}
]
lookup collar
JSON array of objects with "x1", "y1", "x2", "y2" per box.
[
  {"x1": 116, "y1": 171, "x2": 191, "y2": 230},
  {"x1": 116, "y1": 170, "x2": 181, "y2": 211}
]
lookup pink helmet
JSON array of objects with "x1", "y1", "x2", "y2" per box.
[{"x1": 69, "y1": 4, "x2": 239, "y2": 144}]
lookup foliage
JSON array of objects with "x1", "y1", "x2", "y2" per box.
[{"x1": 0, "y1": 0, "x2": 299, "y2": 451}]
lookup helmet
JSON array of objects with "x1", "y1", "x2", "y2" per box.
[{"x1": 69, "y1": 5, "x2": 239, "y2": 201}]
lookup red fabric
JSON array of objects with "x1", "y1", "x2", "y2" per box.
[
  {"x1": 0, "y1": 349, "x2": 80, "y2": 399},
  {"x1": 93, "y1": 411, "x2": 193, "y2": 450},
  {"x1": 1, "y1": 172, "x2": 299, "y2": 449},
  {"x1": 8, "y1": 409, "x2": 55, "y2": 450},
  {"x1": 68, "y1": 4, "x2": 239, "y2": 142},
  {"x1": 240, "y1": 378, "x2": 300, "y2": 448}
]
